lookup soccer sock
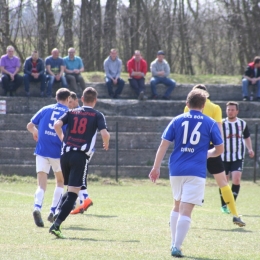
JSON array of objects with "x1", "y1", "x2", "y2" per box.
[
  {"x1": 55, "y1": 192, "x2": 78, "y2": 226},
  {"x1": 231, "y1": 184, "x2": 240, "y2": 201},
  {"x1": 57, "y1": 192, "x2": 68, "y2": 212},
  {"x1": 78, "y1": 189, "x2": 89, "y2": 204},
  {"x1": 34, "y1": 187, "x2": 44, "y2": 211},
  {"x1": 220, "y1": 185, "x2": 238, "y2": 217},
  {"x1": 50, "y1": 187, "x2": 64, "y2": 214},
  {"x1": 219, "y1": 188, "x2": 226, "y2": 207},
  {"x1": 174, "y1": 215, "x2": 191, "y2": 250},
  {"x1": 170, "y1": 211, "x2": 179, "y2": 247}
]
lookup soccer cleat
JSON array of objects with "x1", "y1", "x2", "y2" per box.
[
  {"x1": 221, "y1": 205, "x2": 230, "y2": 214},
  {"x1": 33, "y1": 209, "x2": 44, "y2": 227},
  {"x1": 47, "y1": 212, "x2": 54, "y2": 223},
  {"x1": 49, "y1": 224, "x2": 65, "y2": 239},
  {"x1": 70, "y1": 198, "x2": 93, "y2": 215},
  {"x1": 233, "y1": 216, "x2": 246, "y2": 227},
  {"x1": 171, "y1": 247, "x2": 183, "y2": 258}
]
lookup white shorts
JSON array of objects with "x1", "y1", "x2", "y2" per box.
[
  {"x1": 170, "y1": 176, "x2": 206, "y2": 206},
  {"x1": 36, "y1": 155, "x2": 61, "y2": 174}
]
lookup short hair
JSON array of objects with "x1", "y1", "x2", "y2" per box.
[
  {"x1": 82, "y1": 87, "x2": 98, "y2": 103},
  {"x1": 226, "y1": 101, "x2": 239, "y2": 110},
  {"x1": 110, "y1": 48, "x2": 117, "y2": 53},
  {"x1": 254, "y1": 56, "x2": 260, "y2": 64},
  {"x1": 6, "y1": 45, "x2": 14, "y2": 51},
  {"x1": 68, "y1": 47, "x2": 75, "y2": 53},
  {"x1": 192, "y1": 84, "x2": 209, "y2": 98},
  {"x1": 186, "y1": 89, "x2": 207, "y2": 109},
  {"x1": 134, "y1": 50, "x2": 141, "y2": 55},
  {"x1": 56, "y1": 88, "x2": 71, "y2": 101},
  {"x1": 70, "y1": 91, "x2": 77, "y2": 100},
  {"x1": 51, "y1": 48, "x2": 59, "y2": 53}
]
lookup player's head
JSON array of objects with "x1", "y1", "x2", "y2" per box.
[
  {"x1": 226, "y1": 101, "x2": 239, "y2": 120},
  {"x1": 69, "y1": 91, "x2": 79, "y2": 109},
  {"x1": 192, "y1": 84, "x2": 209, "y2": 98},
  {"x1": 82, "y1": 87, "x2": 98, "y2": 107},
  {"x1": 186, "y1": 89, "x2": 207, "y2": 110},
  {"x1": 56, "y1": 88, "x2": 71, "y2": 106}
]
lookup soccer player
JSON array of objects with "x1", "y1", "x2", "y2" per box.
[
  {"x1": 67, "y1": 91, "x2": 93, "y2": 215},
  {"x1": 27, "y1": 88, "x2": 71, "y2": 227},
  {"x1": 220, "y1": 101, "x2": 254, "y2": 208},
  {"x1": 184, "y1": 85, "x2": 246, "y2": 227},
  {"x1": 149, "y1": 89, "x2": 224, "y2": 257},
  {"x1": 49, "y1": 87, "x2": 110, "y2": 238}
]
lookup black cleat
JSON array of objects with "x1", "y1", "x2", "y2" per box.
[
  {"x1": 233, "y1": 216, "x2": 246, "y2": 227},
  {"x1": 33, "y1": 210, "x2": 44, "y2": 227}
]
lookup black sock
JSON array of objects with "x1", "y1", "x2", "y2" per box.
[
  {"x1": 57, "y1": 192, "x2": 68, "y2": 212},
  {"x1": 232, "y1": 184, "x2": 240, "y2": 201},
  {"x1": 55, "y1": 192, "x2": 78, "y2": 226},
  {"x1": 219, "y1": 188, "x2": 226, "y2": 207}
]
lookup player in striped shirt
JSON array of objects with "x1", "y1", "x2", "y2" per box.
[{"x1": 221, "y1": 101, "x2": 254, "y2": 208}]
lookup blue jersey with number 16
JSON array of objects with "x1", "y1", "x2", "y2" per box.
[
  {"x1": 31, "y1": 103, "x2": 68, "y2": 158},
  {"x1": 162, "y1": 110, "x2": 223, "y2": 178}
]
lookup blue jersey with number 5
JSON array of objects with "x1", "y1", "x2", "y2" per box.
[
  {"x1": 31, "y1": 103, "x2": 68, "y2": 158},
  {"x1": 162, "y1": 110, "x2": 223, "y2": 178}
]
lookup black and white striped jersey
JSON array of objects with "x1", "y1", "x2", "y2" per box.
[{"x1": 222, "y1": 118, "x2": 250, "y2": 162}]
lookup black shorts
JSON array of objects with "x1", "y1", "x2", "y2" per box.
[
  {"x1": 223, "y1": 160, "x2": 243, "y2": 175},
  {"x1": 61, "y1": 151, "x2": 89, "y2": 187},
  {"x1": 207, "y1": 145, "x2": 225, "y2": 174}
]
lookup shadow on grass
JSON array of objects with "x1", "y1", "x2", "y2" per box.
[
  {"x1": 87, "y1": 214, "x2": 118, "y2": 218},
  {"x1": 241, "y1": 214, "x2": 260, "y2": 218},
  {"x1": 65, "y1": 237, "x2": 140, "y2": 243},
  {"x1": 184, "y1": 257, "x2": 221, "y2": 260},
  {"x1": 192, "y1": 227, "x2": 252, "y2": 233},
  {"x1": 64, "y1": 225, "x2": 104, "y2": 232}
]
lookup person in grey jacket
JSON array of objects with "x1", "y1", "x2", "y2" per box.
[
  {"x1": 150, "y1": 50, "x2": 176, "y2": 100},
  {"x1": 103, "y1": 49, "x2": 125, "y2": 99}
]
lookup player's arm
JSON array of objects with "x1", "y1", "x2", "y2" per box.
[
  {"x1": 54, "y1": 119, "x2": 64, "y2": 141},
  {"x1": 208, "y1": 143, "x2": 224, "y2": 158},
  {"x1": 27, "y1": 122, "x2": 38, "y2": 142},
  {"x1": 244, "y1": 137, "x2": 254, "y2": 158},
  {"x1": 149, "y1": 139, "x2": 171, "y2": 183},
  {"x1": 100, "y1": 129, "x2": 110, "y2": 151}
]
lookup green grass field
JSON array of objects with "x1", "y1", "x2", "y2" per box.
[{"x1": 0, "y1": 175, "x2": 260, "y2": 260}]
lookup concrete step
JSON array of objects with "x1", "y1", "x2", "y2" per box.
[
  {"x1": 1, "y1": 97, "x2": 260, "y2": 118},
  {"x1": 0, "y1": 114, "x2": 173, "y2": 132},
  {"x1": 0, "y1": 131, "x2": 163, "y2": 149},
  {"x1": 0, "y1": 147, "x2": 171, "y2": 166},
  {"x1": 0, "y1": 163, "x2": 257, "y2": 179},
  {"x1": 0, "y1": 82, "x2": 245, "y2": 101},
  {"x1": 1, "y1": 114, "x2": 260, "y2": 132}
]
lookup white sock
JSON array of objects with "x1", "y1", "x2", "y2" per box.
[
  {"x1": 78, "y1": 189, "x2": 89, "y2": 204},
  {"x1": 170, "y1": 211, "x2": 179, "y2": 247},
  {"x1": 50, "y1": 187, "x2": 64, "y2": 214},
  {"x1": 174, "y1": 215, "x2": 191, "y2": 250},
  {"x1": 34, "y1": 187, "x2": 44, "y2": 211}
]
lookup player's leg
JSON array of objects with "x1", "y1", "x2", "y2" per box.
[
  {"x1": 171, "y1": 176, "x2": 204, "y2": 257},
  {"x1": 230, "y1": 160, "x2": 243, "y2": 201},
  {"x1": 49, "y1": 151, "x2": 88, "y2": 238},
  {"x1": 48, "y1": 158, "x2": 64, "y2": 222},
  {"x1": 33, "y1": 156, "x2": 50, "y2": 227}
]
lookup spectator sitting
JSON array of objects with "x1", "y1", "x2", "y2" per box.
[
  {"x1": 45, "y1": 48, "x2": 68, "y2": 98},
  {"x1": 0, "y1": 45, "x2": 23, "y2": 96},
  {"x1": 23, "y1": 50, "x2": 46, "y2": 97},
  {"x1": 242, "y1": 56, "x2": 260, "y2": 101},
  {"x1": 150, "y1": 50, "x2": 176, "y2": 100},
  {"x1": 63, "y1": 47, "x2": 86, "y2": 92},
  {"x1": 104, "y1": 48, "x2": 125, "y2": 99},
  {"x1": 127, "y1": 50, "x2": 148, "y2": 100}
]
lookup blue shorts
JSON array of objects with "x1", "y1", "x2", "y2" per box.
[{"x1": 223, "y1": 160, "x2": 243, "y2": 175}]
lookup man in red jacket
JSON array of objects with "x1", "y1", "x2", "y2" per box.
[{"x1": 127, "y1": 50, "x2": 147, "y2": 100}]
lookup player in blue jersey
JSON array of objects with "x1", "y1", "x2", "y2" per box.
[
  {"x1": 49, "y1": 87, "x2": 110, "y2": 238},
  {"x1": 149, "y1": 89, "x2": 224, "y2": 258},
  {"x1": 27, "y1": 88, "x2": 71, "y2": 227}
]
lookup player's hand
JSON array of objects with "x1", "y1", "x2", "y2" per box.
[
  {"x1": 32, "y1": 131, "x2": 38, "y2": 142},
  {"x1": 149, "y1": 168, "x2": 160, "y2": 183},
  {"x1": 248, "y1": 150, "x2": 255, "y2": 158}
]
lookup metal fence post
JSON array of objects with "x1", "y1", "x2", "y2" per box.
[
  {"x1": 116, "y1": 122, "x2": 118, "y2": 182},
  {"x1": 253, "y1": 123, "x2": 258, "y2": 183}
]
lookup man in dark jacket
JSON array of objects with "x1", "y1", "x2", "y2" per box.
[
  {"x1": 23, "y1": 50, "x2": 46, "y2": 97},
  {"x1": 242, "y1": 56, "x2": 260, "y2": 101}
]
